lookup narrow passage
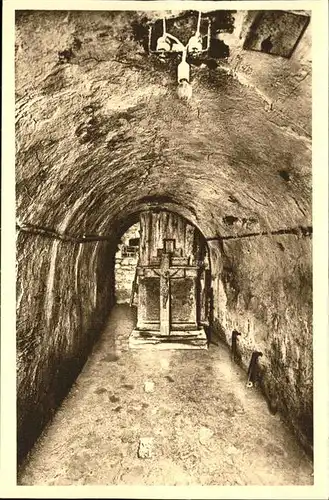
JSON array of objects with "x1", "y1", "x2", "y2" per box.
[{"x1": 18, "y1": 305, "x2": 313, "y2": 486}]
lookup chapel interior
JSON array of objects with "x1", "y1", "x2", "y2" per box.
[{"x1": 15, "y1": 8, "x2": 313, "y2": 485}]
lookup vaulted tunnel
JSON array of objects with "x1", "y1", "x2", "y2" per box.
[{"x1": 16, "y1": 9, "x2": 312, "y2": 467}]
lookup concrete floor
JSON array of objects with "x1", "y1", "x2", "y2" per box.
[{"x1": 18, "y1": 304, "x2": 313, "y2": 486}]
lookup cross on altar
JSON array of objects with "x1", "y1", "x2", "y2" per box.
[
  {"x1": 153, "y1": 252, "x2": 180, "y2": 336},
  {"x1": 135, "y1": 237, "x2": 198, "y2": 336},
  {"x1": 130, "y1": 226, "x2": 207, "y2": 349}
]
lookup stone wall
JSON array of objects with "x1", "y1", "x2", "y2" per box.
[
  {"x1": 209, "y1": 233, "x2": 313, "y2": 454},
  {"x1": 115, "y1": 223, "x2": 139, "y2": 303},
  {"x1": 115, "y1": 255, "x2": 138, "y2": 304},
  {"x1": 119, "y1": 223, "x2": 140, "y2": 249},
  {"x1": 16, "y1": 232, "x2": 115, "y2": 462}
]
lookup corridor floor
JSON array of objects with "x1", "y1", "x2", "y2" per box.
[{"x1": 18, "y1": 305, "x2": 313, "y2": 486}]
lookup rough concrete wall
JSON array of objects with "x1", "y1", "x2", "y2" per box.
[
  {"x1": 15, "y1": 10, "x2": 311, "y2": 237},
  {"x1": 210, "y1": 233, "x2": 312, "y2": 453},
  {"x1": 16, "y1": 232, "x2": 114, "y2": 461},
  {"x1": 224, "y1": 10, "x2": 311, "y2": 136}
]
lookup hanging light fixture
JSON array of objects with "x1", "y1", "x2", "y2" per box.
[
  {"x1": 177, "y1": 49, "x2": 192, "y2": 100},
  {"x1": 187, "y1": 11, "x2": 203, "y2": 54},
  {"x1": 177, "y1": 80, "x2": 193, "y2": 101},
  {"x1": 148, "y1": 12, "x2": 212, "y2": 100},
  {"x1": 177, "y1": 49, "x2": 190, "y2": 83},
  {"x1": 156, "y1": 18, "x2": 171, "y2": 59},
  {"x1": 150, "y1": 17, "x2": 185, "y2": 56}
]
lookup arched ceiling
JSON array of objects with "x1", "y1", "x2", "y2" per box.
[{"x1": 15, "y1": 9, "x2": 311, "y2": 240}]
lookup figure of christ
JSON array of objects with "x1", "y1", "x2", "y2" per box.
[{"x1": 153, "y1": 269, "x2": 179, "y2": 308}]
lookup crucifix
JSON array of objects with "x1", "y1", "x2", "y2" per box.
[
  {"x1": 130, "y1": 212, "x2": 208, "y2": 350},
  {"x1": 153, "y1": 251, "x2": 180, "y2": 336},
  {"x1": 135, "y1": 236, "x2": 200, "y2": 336}
]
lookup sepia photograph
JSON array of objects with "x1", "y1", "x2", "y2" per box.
[{"x1": 1, "y1": 0, "x2": 328, "y2": 497}]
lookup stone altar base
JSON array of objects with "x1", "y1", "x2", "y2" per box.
[{"x1": 129, "y1": 329, "x2": 208, "y2": 350}]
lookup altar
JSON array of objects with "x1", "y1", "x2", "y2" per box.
[{"x1": 129, "y1": 211, "x2": 208, "y2": 349}]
